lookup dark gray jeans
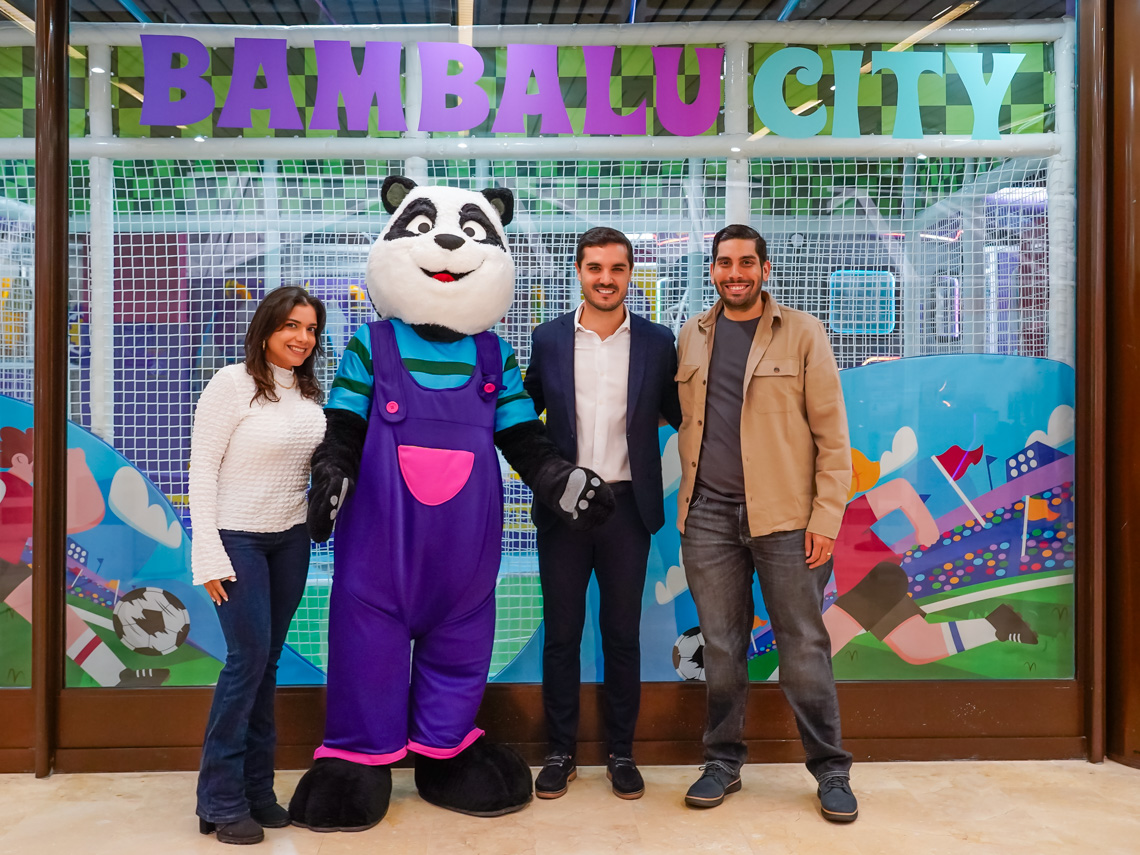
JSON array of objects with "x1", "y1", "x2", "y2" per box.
[{"x1": 680, "y1": 494, "x2": 852, "y2": 781}]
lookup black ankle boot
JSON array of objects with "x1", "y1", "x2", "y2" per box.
[
  {"x1": 199, "y1": 816, "x2": 265, "y2": 844},
  {"x1": 250, "y1": 803, "x2": 290, "y2": 828}
]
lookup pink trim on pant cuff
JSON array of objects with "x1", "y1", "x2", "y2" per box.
[
  {"x1": 407, "y1": 728, "x2": 485, "y2": 759},
  {"x1": 314, "y1": 744, "x2": 407, "y2": 765}
]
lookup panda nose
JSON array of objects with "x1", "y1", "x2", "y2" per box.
[{"x1": 435, "y1": 233, "x2": 465, "y2": 251}]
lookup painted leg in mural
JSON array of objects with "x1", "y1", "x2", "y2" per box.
[
  {"x1": 827, "y1": 478, "x2": 1037, "y2": 664},
  {"x1": 3, "y1": 572, "x2": 168, "y2": 687},
  {"x1": 826, "y1": 565, "x2": 1038, "y2": 665},
  {"x1": 411, "y1": 592, "x2": 532, "y2": 817}
]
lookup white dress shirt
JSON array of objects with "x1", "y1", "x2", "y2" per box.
[{"x1": 573, "y1": 302, "x2": 632, "y2": 482}]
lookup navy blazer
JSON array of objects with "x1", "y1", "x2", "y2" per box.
[{"x1": 524, "y1": 309, "x2": 681, "y2": 535}]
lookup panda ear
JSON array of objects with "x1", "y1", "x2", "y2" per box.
[
  {"x1": 382, "y1": 176, "x2": 417, "y2": 214},
  {"x1": 481, "y1": 187, "x2": 514, "y2": 227}
]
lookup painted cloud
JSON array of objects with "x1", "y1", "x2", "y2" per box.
[
  {"x1": 1026, "y1": 404, "x2": 1074, "y2": 449},
  {"x1": 108, "y1": 466, "x2": 183, "y2": 549},
  {"x1": 879, "y1": 425, "x2": 918, "y2": 476},
  {"x1": 655, "y1": 549, "x2": 689, "y2": 605}
]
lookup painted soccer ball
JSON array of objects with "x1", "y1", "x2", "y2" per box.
[
  {"x1": 672, "y1": 627, "x2": 705, "y2": 681},
  {"x1": 112, "y1": 587, "x2": 191, "y2": 656}
]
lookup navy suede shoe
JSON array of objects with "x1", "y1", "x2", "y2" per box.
[
  {"x1": 606, "y1": 755, "x2": 644, "y2": 800},
  {"x1": 534, "y1": 752, "x2": 576, "y2": 799},
  {"x1": 684, "y1": 761, "x2": 741, "y2": 808},
  {"x1": 818, "y1": 775, "x2": 859, "y2": 823}
]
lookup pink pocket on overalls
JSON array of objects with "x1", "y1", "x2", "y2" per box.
[{"x1": 396, "y1": 445, "x2": 475, "y2": 506}]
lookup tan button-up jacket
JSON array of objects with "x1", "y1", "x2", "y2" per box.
[{"x1": 675, "y1": 292, "x2": 851, "y2": 539}]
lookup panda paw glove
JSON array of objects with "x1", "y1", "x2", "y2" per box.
[
  {"x1": 556, "y1": 467, "x2": 615, "y2": 531},
  {"x1": 307, "y1": 466, "x2": 354, "y2": 543},
  {"x1": 307, "y1": 409, "x2": 367, "y2": 543}
]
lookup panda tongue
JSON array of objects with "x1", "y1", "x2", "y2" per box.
[{"x1": 433, "y1": 273, "x2": 456, "y2": 283}]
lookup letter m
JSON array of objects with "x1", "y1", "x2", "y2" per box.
[{"x1": 310, "y1": 41, "x2": 406, "y2": 132}]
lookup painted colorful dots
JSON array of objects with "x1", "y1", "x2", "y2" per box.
[
  {"x1": 945, "y1": 562, "x2": 955, "y2": 569},
  {"x1": 996, "y1": 569, "x2": 1006, "y2": 577},
  {"x1": 1000, "y1": 541, "x2": 1010, "y2": 549},
  {"x1": 915, "y1": 574, "x2": 925, "y2": 582}
]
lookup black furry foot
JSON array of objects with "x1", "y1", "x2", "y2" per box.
[
  {"x1": 288, "y1": 757, "x2": 392, "y2": 832},
  {"x1": 414, "y1": 737, "x2": 533, "y2": 817}
]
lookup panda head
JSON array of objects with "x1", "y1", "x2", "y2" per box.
[{"x1": 366, "y1": 177, "x2": 515, "y2": 336}]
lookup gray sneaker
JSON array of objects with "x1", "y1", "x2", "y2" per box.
[
  {"x1": 684, "y1": 761, "x2": 741, "y2": 808},
  {"x1": 817, "y1": 775, "x2": 859, "y2": 822}
]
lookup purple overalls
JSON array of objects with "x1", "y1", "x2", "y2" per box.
[{"x1": 316, "y1": 320, "x2": 504, "y2": 764}]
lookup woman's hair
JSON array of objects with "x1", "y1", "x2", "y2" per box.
[{"x1": 243, "y1": 285, "x2": 327, "y2": 405}]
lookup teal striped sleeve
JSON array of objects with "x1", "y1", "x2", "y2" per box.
[
  {"x1": 494, "y1": 337, "x2": 536, "y2": 432},
  {"x1": 327, "y1": 325, "x2": 374, "y2": 419}
]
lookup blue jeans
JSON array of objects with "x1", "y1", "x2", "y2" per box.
[
  {"x1": 680, "y1": 495, "x2": 851, "y2": 781},
  {"x1": 196, "y1": 524, "x2": 310, "y2": 824}
]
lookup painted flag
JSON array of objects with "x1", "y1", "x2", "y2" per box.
[
  {"x1": 934, "y1": 444, "x2": 984, "y2": 481},
  {"x1": 1025, "y1": 497, "x2": 1060, "y2": 522}
]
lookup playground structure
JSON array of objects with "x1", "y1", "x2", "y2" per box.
[{"x1": 0, "y1": 18, "x2": 1076, "y2": 682}]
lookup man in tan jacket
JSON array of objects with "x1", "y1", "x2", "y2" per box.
[{"x1": 676, "y1": 224, "x2": 857, "y2": 823}]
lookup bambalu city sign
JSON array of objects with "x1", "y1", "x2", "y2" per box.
[{"x1": 140, "y1": 35, "x2": 1027, "y2": 141}]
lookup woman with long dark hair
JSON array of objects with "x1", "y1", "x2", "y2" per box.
[{"x1": 191, "y1": 285, "x2": 327, "y2": 845}]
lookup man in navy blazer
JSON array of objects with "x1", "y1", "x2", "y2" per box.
[{"x1": 523, "y1": 227, "x2": 681, "y2": 801}]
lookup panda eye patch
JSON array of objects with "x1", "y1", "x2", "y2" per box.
[
  {"x1": 461, "y1": 220, "x2": 488, "y2": 241},
  {"x1": 407, "y1": 214, "x2": 434, "y2": 234}
]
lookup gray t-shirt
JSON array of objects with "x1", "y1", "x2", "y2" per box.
[{"x1": 695, "y1": 313, "x2": 761, "y2": 503}]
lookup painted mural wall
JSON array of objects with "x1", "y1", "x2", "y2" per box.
[{"x1": 0, "y1": 351, "x2": 1074, "y2": 686}]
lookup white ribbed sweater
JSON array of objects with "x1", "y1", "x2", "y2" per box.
[{"x1": 189, "y1": 362, "x2": 326, "y2": 585}]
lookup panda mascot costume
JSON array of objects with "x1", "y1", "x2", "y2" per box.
[{"x1": 289, "y1": 177, "x2": 613, "y2": 830}]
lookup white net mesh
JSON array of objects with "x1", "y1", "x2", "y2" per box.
[{"x1": 0, "y1": 153, "x2": 1060, "y2": 678}]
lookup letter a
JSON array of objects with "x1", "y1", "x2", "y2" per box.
[{"x1": 218, "y1": 38, "x2": 303, "y2": 130}]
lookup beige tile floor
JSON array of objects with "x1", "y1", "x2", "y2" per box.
[{"x1": 1, "y1": 761, "x2": 1137, "y2": 855}]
